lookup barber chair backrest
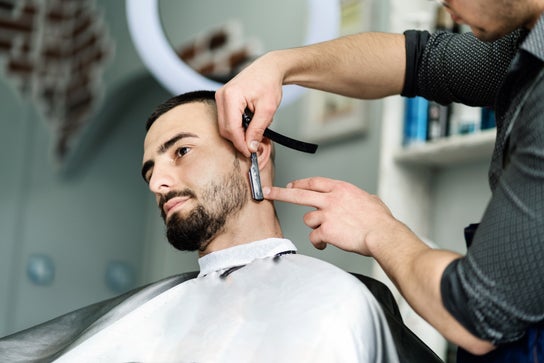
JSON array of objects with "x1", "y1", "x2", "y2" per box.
[{"x1": 350, "y1": 272, "x2": 444, "y2": 363}]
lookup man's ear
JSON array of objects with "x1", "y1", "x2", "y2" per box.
[{"x1": 256, "y1": 137, "x2": 273, "y2": 171}]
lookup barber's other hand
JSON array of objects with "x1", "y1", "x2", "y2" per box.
[
  {"x1": 216, "y1": 53, "x2": 284, "y2": 157},
  {"x1": 264, "y1": 177, "x2": 398, "y2": 255}
]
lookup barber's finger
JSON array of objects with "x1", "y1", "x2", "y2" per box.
[
  {"x1": 286, "y1": 176, "x2": 338, "y2": 193},
  {"x1": 263, "y1": 186, "x2": 325, "y2": 209},
  {"x1": 215, "y1": 89, "x2": 250, "y2": 157},
  {"x1": 309, "y1": 229, "x2": 327, "y2": 250},
  {"x1": 303, "y1": 210, "x2": 321, "y2": 229},
  {"x1": 245, "y1": 102, "x2": 277, "y2": 152}
]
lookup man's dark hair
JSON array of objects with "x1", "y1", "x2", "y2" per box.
[{"x1": 146, "y1": 90, "x2": 216, "y2": 131}]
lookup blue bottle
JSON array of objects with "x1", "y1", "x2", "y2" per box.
[{"x1": 404, "y1": 96, "x2": 429, "y2": 146}]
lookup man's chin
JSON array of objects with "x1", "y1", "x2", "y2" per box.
[{"x1": 165, "y1": 207, "x2": 191, "y2": 225}]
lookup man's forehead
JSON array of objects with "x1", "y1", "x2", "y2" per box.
[
  {"x1": 146, "y1": 103, "x2": 216, "y2": 139},
  {"x1": 156, "y1": 102, "x2": 214, "y2": 126},
  {"x1": 143, "y1": 102, "x2": 226, "y2": 158}
]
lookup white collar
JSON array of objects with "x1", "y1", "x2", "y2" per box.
[{"x1": 197, "y1": 238, "x2": 297, "y2": 277}]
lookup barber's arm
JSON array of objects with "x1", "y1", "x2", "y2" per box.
[
  {"x1": 216, "y1": 32, "x2": 406, "y2": 157},
  {"x1": 263, "y1": 178, "x2": 495, "y2": 355}
]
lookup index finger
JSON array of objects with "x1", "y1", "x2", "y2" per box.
[
  {"x1": 286, "y1": 176, "x2": 338, "y2": 193},
  {"x1": 263, "y1": 185, "x2": 325, "y2": 209}
]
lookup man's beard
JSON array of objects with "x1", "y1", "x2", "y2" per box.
[{"x1": 159, "y1": 159, "x2": 248, "y2": 252}]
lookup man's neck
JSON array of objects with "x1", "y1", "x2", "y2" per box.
[{"x1": 198, "y1": 202, "x2": 282, "y2": 257}]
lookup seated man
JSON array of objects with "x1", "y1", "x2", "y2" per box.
[{"x1": 0, "y1": 91, "x2": 439, "y2": 362}]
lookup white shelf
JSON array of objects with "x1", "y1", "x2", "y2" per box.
[{"x1": 394, "y1": 128, "x2": 496, "y2": 167}]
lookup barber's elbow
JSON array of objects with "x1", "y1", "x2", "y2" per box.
[{"x1": 461, "y1": 339, "x2": 495, "y2": 356}]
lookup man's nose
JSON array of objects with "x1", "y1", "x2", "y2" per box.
[{"x1": 148, "y1": 163, "x2": 176, "y2": 195}]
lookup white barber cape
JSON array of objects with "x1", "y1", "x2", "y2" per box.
[{"x1": 16, "y1": 238, "x2": 400, "y2": 362}]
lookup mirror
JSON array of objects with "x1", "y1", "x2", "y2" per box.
[
  {"x1": 126, "y1": 0, "x2": 340, "y2": 107},
  {"x1": 158, "y1": 0, "x2": 307, "y2": 83}
]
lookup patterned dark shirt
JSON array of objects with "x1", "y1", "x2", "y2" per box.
[{"x1": 402, "y1": 15, "x2": 544, "y2": 344}]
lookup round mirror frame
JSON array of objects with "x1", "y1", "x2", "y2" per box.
[{"x1": 126, "y1": 0, "x2": 340, "y2": 108}]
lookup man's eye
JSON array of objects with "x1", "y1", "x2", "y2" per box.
[{"x1": 175, "y1": 147, "x2": 190, "y2": 158}]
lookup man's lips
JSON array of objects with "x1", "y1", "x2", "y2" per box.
[{"x1": 163, "y1": 196, "x2": 190, "y2": 217}]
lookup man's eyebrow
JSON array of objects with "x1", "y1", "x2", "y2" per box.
[
  {"x1": 158, "y1": 132, "x2": 198, "y2": 154},
  {"x1": 141, "y1": 132, "x2": 199, "y2": 183}
]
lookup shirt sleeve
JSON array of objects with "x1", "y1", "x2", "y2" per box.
[{"x1": 402, "y1": 29, "x2": 524, "y2": 107}]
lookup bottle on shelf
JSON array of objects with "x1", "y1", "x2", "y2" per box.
[
  {"x1": 481, "y1": 107, "x2": 496, "y2": 130},
  {"x1": 450, "y1": 103, "x2": 482, "y2": 135},
  {"x1": 403, "y1": 96, "x2": 429, "y2": 146}
]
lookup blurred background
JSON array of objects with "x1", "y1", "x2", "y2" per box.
[{"x1": 0, "y1": 1, "x2": 493, "y2": 360}]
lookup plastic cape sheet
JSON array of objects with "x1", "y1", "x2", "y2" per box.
[
  {"x1": 0, "y1": 238, "x2": 442, "y2": 362},
  {"x1": 53, "y1": 254, "x2": 398, "y2": 362}
]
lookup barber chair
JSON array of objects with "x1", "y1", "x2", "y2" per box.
[{"x1": 350, "y1": 272, "x2": 444, "y2": 362}]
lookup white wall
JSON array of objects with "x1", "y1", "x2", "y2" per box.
[{"x1": 430, "y1": 161, "x2": 492, "y2": 253}]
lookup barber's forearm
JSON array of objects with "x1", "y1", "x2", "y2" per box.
[
  {"x1": 271, "y1": 32, "x2": 406, "y2": 99},
  {"x1": 367, "y1": 224, "x2": 495, "y2": 355}
]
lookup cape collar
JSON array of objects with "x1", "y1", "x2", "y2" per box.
[{"x1": 198, "y1": 238, "x2": 297, "y2": 277}]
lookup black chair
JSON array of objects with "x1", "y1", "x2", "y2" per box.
[{"x1": 350, "y1": 272, "x2": 444, "y2": 363}]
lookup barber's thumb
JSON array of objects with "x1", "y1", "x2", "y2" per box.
[
  {"x1": 248, "y1": 140, "x2": 260, "y2": 153},
  {"x1": 247, "y1": 126, "x2": 266, "y2": 153}
]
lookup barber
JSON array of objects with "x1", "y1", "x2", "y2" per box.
[{"x1": 215, "y1": 1, "x2": 544, "y2": 362}]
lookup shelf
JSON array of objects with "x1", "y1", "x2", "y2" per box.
[{"x1": 394, "y1": 128, "x2": 496, "y2": 167}]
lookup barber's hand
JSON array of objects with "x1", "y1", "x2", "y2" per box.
[
  {"x1": 264, "y1": 177, "x2": 398, "y2": 255},
  {"x1": 216, "y1": 53, "x2": 284, "y2": 157}
]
